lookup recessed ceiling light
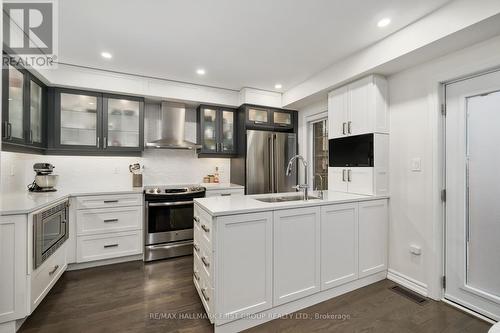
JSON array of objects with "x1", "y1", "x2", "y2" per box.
[
  {"x1": 196, "y1": 68, "x2": 206, "y2": 75},
  {"x1": 377, "y1": 18, "x2": 391, "y2": 28},
  {"x1": 101, "y1": 52, "x2": 112, "y2": 59},
  {"x1": 274, "y1": 84, "x2": 282, "y2": 89}
]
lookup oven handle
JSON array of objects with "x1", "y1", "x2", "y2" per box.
[{"x1": 147, "y1": 201, "x2": 193, "y2": 207}]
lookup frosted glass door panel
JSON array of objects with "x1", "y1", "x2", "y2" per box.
[
  {"x1": 466, "y1": 91, "x2": 500, "y2": 297},
  {"x1": 8, "y1": 66, "x2": 24, "y2": 140},
  {"x1": 248, "y1": 108, "x2": 268, "y2": 123},
  {"x1": 203, "y1": 108, "x2": 217, "y2": 152},
  {"x1": 30, "y1": 81, "x2": 43, "y2": 143},
  {"x1": 60, "y1": 93, "x2": 98, "y2": 146},
  {"x1": 221, "y1": 110, "x2": 234, "y2": 152},
  {"x1": 107, "y1": 98, "x2": 140, "y2": 147}
]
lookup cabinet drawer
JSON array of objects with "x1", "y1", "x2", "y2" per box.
[
  {"x1": 31, "y1": 245, "x2": 67, "y2": 312},
  {"x1": 77, "y1": 206, "x2": 142, "y2": 236},
  {"x1": 194, "y1": 245, "x2": 213, "y2": 285},
  {"x1": 194, "y1": 205, "x2": 213, "y2": 246},
  {"x1": 193, "y1": 266, "x2": 214, "y2": 321},
  {"x1": 205, "y1": 189, "x2": 244, "y2": 197},
  {"x1": 76, "y1": 231, "x2": 142, "y2": 263},
  {"x1": 76, "y1": 193, "x2": 142, "y2": 210}
]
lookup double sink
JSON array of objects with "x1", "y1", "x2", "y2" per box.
[{"x1": 255, "y1": 194, "x2": 320, "y2": 203}]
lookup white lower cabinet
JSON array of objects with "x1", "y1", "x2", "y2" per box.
[
  {"x1": 320, "y1": 203, "x2": 358, "y2": 290},
  {"x1": 0, "y1": 215, "x2": 27, "y2": 325},
  {"x1": 273, "y1": 207, "x2": 321, "y2": 305},
  {"x1": 74, "y1": 193, "x2": 143, "y2": 263},
  {"x1": 358, "y1": 199, "x2": 388, "y2": 278},
  {"x1": 215, "y1": 212, "x2": 273, "y2": 323}
]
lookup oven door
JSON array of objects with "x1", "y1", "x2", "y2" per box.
[
  {"x1": 145, "y1": 200, "x2": 194, "y2": 245},
  {"x1": 34, "y1": 202, "x2": 69, "y2": 268}
]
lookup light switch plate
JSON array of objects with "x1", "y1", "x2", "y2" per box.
[{"x1": 411, "y1": 158, "x2": 422, "y2": 172}]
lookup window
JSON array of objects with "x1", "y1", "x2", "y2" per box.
[{"x1": 308, "y1": 116, "x2": 328, "y2": 190}]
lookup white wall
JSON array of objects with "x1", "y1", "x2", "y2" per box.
[
  {"x1": 0, "y1": 150, "x2": 229, "y2": 192},
  {"x1": 387, "y1": 34, "x2": 500, "y2": 299}
]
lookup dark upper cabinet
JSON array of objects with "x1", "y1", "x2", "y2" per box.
[
  {"x1": 2, "y1": 63, "x2": 47, "y2": 150},
  {"x1": 243, "y1": 104, "x2": 296, "y2": 131},
  {"x1": 51, "y1": 88, "x2": 144, "y2": 154},
  {"x1": 197, "y1": 105, "x2": 236, "y2": 156}
]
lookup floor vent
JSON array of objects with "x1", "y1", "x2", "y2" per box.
[{"x1": 390, "y1": 285, "x2": 428, "y2": 305}]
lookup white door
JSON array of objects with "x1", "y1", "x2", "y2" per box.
[
  {"x1": 328, "y1": 86, "x2": 348, "y2": 139},
  {"x1": 445, "y1": 70, "x2": 500, "y2": 321},
  {"x1": 328, "y1": 167, "x2": 348, "y2": 192},
  {"x1": 320, "y1": 203, "x2": 358, "y2": 290},
  {"x1": 347, "y1": 167, "x2": 374, "y2": 195},
  {"x1": 358, "y1": 200, "x2": 388, "y2": 278},
  {"x1": 273, "y1": 207, "x2": 321, "y2": 305},
  {"x1": 348, "y1": 76, "x2": 371, "y2": 136}
]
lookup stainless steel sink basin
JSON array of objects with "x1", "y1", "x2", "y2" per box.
[{"x1": 255, "y1": 195, "x2": 319, "y2": 203}]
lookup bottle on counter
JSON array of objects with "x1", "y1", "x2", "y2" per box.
[{"x1": 214, "y1": 167, "x2": 220, "y2": 183}]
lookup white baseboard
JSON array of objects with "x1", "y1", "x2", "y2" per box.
[
  {"x1": 387, "y1": 269, "x2": 428, "y2": 297},
  {"x1": 67, "y1": 254, "x2": 143, "y2": 271}
]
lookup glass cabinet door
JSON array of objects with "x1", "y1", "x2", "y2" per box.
[
  {"x1": 220, "y1": 110, "x2": 234, "y2": 153},
  {"x1": 105, "y1": 98, "x2": 140, "y2": 148},
  {"x1": 30, "y1": 80, "x2": 43, "y2": 144},
  {"x1": 273, "y1": 111, "x2": 292, "y2": 127},
  {"x1": 59, "y1": 92, "x2": 98, "y2": 147},
  {"x1": 248, "y1": 107, "x2": 268, "y2": 124},
  {"x1": 312, "y1": 119, "x2": 328, "y2": 190},
  {"x1": 202, "y1": 107, "x2": 218, "y2": 152},
  {"x1": 6, "y1": 66, "x2": 25, "y2": 141}
]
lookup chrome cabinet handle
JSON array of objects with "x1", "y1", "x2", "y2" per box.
[
  {"x1": 49, "y1": 265, "x2": 59, "y2": 275},
  {"x1": 103, "y1": 218, "x2": 118, "y2": 223},
  {"x1": 347, "y1": 169, "x2": 352, "y2": 182},
  {"x1": 342, "y1": 169, "x2": 346, "y2": 182},
  {"x1": 342, "y1": 122, "x2": 346, "y2": 135},
  {"x1": 201, "y1": 288, "x2": 210, "y2": 301},
  {"x1": 221, "y1": 143, "x2": 225, "y2": 151},
  {"x1": 104, "y1": 200, "x2": 119, "y2": 204},
  {"x1": 104, "y1": 136, "x2": 107, "y2": 149},
  {"x1": 220, "y1": 193, "x2": 231, "y2": 196},
  {"x1": 193, "y1": 243, "x2": 200, "y2": 252},
  {"x1": 347, "y1": 121, "x2": 352, "y2": 134},
  {"x1": 201, "y1": 224, "x2": 210, "y2": 233},
  {"x1": 97, "y1": 136, "x2": 100, "y2": 148},
  {"x1": 29, "y1": 130, "x2": 33, "y2": 143},
  {"x1": 193, "y1": 216, "x2": 200, "y2": 224},
  {"x1": 6, "y1": 122, "x2": 12, "y2": 139},
  {"x1": 193, "y1": 271, "x2": 200, "y2": 281},
  {"x1": 201, "y1": 256, "x2": 210, "y2": 268},
  {"x1": 104, "y1": 244, "x2": 119, "y2": 248}
]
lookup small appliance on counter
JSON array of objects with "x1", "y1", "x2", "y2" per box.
[
  {"x1": 129, "y1": 163, "x2": 143, "y2": 187},
  {"x1": 28, "y1": 163, "x2": 59, "y2": 192}
]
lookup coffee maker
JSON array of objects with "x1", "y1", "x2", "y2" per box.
[{"x1": 28, "y1": 163, "x2": 59, "y2": 192}]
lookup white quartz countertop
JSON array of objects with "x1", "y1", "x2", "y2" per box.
[
  {"x1": 0, "y1": 182, "x2": 244, "y2": 216},
  {"x1": 194, "y1": 191, "x2": 389, "y2": 217}
]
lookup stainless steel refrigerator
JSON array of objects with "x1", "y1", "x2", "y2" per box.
[{"x1": 245, "y1": 130, "x2": 297, "y2": 194}]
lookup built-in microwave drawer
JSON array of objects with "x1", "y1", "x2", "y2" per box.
[
  {"x1": 76, "y1": 206, "x2": 142, "y2": 236},
  {"x1": 30, "y1": 244, "x2": 67, "y2": 313},
  {"x1": 76, "y1": 194, "x2": 142, "y2": 210},
  {"x1": 76, "y1": 231, "x2": 142, "y2": 263}
]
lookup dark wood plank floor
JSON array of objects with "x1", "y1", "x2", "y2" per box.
[{"x1": 20, "y1": 256, "x2": 491, "y2": 333}]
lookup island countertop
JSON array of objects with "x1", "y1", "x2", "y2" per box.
[{"x1": 194, "y1": 190, "x2": 389, "y2": 217}]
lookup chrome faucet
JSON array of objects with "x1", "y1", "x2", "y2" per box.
[{"x1": 286, "y1": 155, "x2": 310, "y2": 200}]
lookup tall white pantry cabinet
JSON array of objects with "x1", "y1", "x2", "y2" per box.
[{"x1": 328, "y1": 75, "x2": 389, "y2": 195}]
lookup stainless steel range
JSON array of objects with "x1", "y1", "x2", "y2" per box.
[{"x1": 144, "y1": 185, "x2": 206, "y2": 261}]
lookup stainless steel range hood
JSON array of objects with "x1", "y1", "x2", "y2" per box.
[{"x1": 146, "y1": 102, "x2": 201, "y2": 149}]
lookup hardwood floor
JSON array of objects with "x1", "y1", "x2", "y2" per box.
[{"x1": 20, "y1": 256, "x2": 492, "y2": 333}]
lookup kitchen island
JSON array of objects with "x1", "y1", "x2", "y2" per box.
[{"x1": 193, "y1": 191, "x2": 389, "y2": 333}]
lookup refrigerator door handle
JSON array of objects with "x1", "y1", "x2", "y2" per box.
[
  {"x1": 269, "y1": 134, "x2": 275, "y2": 193},
  {"x1": 273, "y1": 134, "x2": 278, "y2": 193}
]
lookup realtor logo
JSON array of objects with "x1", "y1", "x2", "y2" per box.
[{"x1": 3, "y1": 0, "x2": 58, "y2": 68}]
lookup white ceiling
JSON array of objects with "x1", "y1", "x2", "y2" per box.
[{"x1": 58, "y1": 0, "x2": 451, "y2": 92}]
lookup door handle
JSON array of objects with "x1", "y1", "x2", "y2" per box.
[
  {"x1": 193, "y1": 216, "x2": 200, "y2": 224},
  {"x1": 201, "y1": 224, "x2": 210, "y2": 233},
  {"x1": 104, "y1": 244, "x2": 119, "y2": 248},
  {"x1": 201, "y1": 288, "x2": 210, "y2": 301},
  {"x1": 104, "y1": 136, "x2": 107, "y2": 149},
  {"x1": 193, "y1": 243, "x2": 200, "y2": 252},
  {"x1": 97, "y1": 136, "x2": 100, "y2": 148},
  {"x1": 342, "y1": 122, "x2": 346, "y2": 135},
  {"x1": 201, "y1": 256, "x2": 210, "y2": 268},
  {"x1": 104, "y1": 200, "x2": 119, "y2": 204},
  {"x1": 29, "y1": 129, "x2": 33, "y2": 143},
  {"x1": 347, "y1": 121, "x2": 352, "y2": 134},
  {"x1": 193, "y1": 271, "x2": 200, "y2": 281},
  {"x1": 49, "y1": 265, "x2": 59, "y2": 275},
  {"x1": 103, "y1": 218, "x2": 119, "y2": 223},
  {"x1": 342, "y1": 169, "x2": 346, "y2": 182},
  {"x1": 6, "y1": 122, "x2": 12, "y2": 139},
  {"x1": 347, "y1": 169, "x2": 352, "y2": 182}
]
